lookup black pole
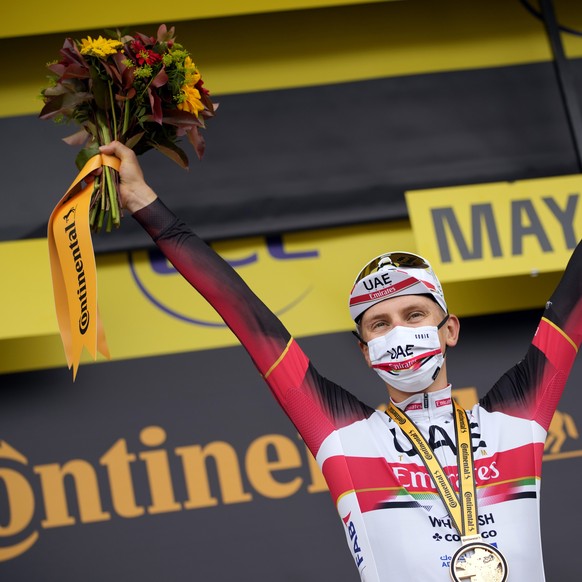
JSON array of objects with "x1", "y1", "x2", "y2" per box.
[{"x1": 539, "y1": 0, "x2": 582, "y2": 172}]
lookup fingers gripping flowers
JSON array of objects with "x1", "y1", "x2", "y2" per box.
[{"x1": 40, "y1": 24, "x2": 216, "y2": 232}]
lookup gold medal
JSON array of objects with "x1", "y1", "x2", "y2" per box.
[{"x1": 450, "y1": 535, "x2": 508, "y2": 582}]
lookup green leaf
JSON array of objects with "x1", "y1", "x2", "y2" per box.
[
  {"x1": 75, "y1": 143, "x2": 100, "y2": 171},
  {"x1": 90, "y1": 67, "x2": 110, "y2": 111},
  {"x1": 124, "y1": 131, "x2": 145, "y2": 149}
]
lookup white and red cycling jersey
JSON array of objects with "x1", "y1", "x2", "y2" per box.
[{"x1": 135, "y1": 199, "x2": 582, "y2": 581}]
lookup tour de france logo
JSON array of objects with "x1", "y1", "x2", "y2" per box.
[{"x1": 545, "y1": 409, "x2": 579, "y2": 457}]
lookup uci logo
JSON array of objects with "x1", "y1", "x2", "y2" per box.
[{"x1": 129, "y1": 235, "x2": 319, "y2": 327}]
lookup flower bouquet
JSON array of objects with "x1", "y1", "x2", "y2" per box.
[
  {"x1": 43, "y1": 25, "x2": 217, "y2": 379},
  {"x1": 40, "y1": 24, "x2": 216, "y2": 232}
]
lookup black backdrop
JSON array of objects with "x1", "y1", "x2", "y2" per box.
[
  {"x1": 3, "y1": 60, "x2": 582, "y2": 251},
  {"x1": 1, "y1": 309, "x2": 582, "y2": 581}
]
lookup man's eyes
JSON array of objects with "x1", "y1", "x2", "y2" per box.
[
  {"x1": 408, "y1": 311, "x2": 424, "y2": 320},
  {"x1": 369, "y1": 311, "x2": 427, "y2": 330}
]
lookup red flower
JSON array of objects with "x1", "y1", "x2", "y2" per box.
[{"x1": 131, "y1": 40, "x2": 162, "y2": 65}]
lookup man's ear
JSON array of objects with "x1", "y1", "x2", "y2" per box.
[{"x1": 444, "y1": 313, "x2": 460, "y2": 348}]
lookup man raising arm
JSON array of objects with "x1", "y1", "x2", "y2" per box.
[{"x1": 99, "y1": 141, "x2": 582, "y2": 582}]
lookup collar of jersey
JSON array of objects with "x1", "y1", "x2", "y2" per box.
[{"x1": 391, "y1": 385, "x2": 453, "y2": 421}]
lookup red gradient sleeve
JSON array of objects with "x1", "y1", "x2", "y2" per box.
[
  {"x1": 481, "y1": 242, "x2": 582, "y2": 429},
  {"x1": 133, "y1": 199, "x2": 374, "y2": 455}
]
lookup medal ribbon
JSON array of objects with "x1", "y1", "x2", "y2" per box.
[
  {"x1": 385, "y1": 399, "x2": 478, "y2": 538},
  {"x1": 47, "y1": 154, "x2": 119, "y2": 380}
]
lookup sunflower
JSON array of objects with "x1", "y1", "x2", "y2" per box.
[
  {"x1": 177, "y1": 84, "x2": 205, "y2": 116},
  {"x1": 177, "y1": 56, "x2": 205, "y2": 117},
  {"x1": 79, "y1": 36, "x2": 123, "y2": 58}
]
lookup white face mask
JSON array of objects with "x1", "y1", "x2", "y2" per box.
[{"x1": 367, "y1": 317, "x2": 448, "y2": 393}]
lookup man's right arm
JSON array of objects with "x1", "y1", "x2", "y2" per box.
[{"x1": 101, "y1": 142, "x2": 374, "y2": 456}]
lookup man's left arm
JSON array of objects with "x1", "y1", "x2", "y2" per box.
[{"x1": 480, "y1": 240, "x2": 582, "y2": 428}]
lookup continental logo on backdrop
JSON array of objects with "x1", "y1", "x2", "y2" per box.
[
  {"x1": 405, "y1": 175, "x2": 582, "y2": 282},
  {"x1": 0, "y1": 388, "x2": 579, "y2": 563},
  {"x1": 0, "y1": 428, "x2": 327, "y2": 563}
]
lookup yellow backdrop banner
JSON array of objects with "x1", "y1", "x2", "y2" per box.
[
  {"x1": 47, "y1": 155, "x2": 119, "y2": 379},
  {"x1": 405, "y1": 174, "x2": 582, "y2": 282}
]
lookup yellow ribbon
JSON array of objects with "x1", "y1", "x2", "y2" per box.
[{"x1": 47, "y1": 154, "x2": 119, "y2": 379}]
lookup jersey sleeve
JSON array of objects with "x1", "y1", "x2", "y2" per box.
[
  {"x1": 132, "y1": 199, "x2": 374, "y2": 455},
  {"x1": 480, "y1": 242, "x2": 582, "y2": 430}
]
